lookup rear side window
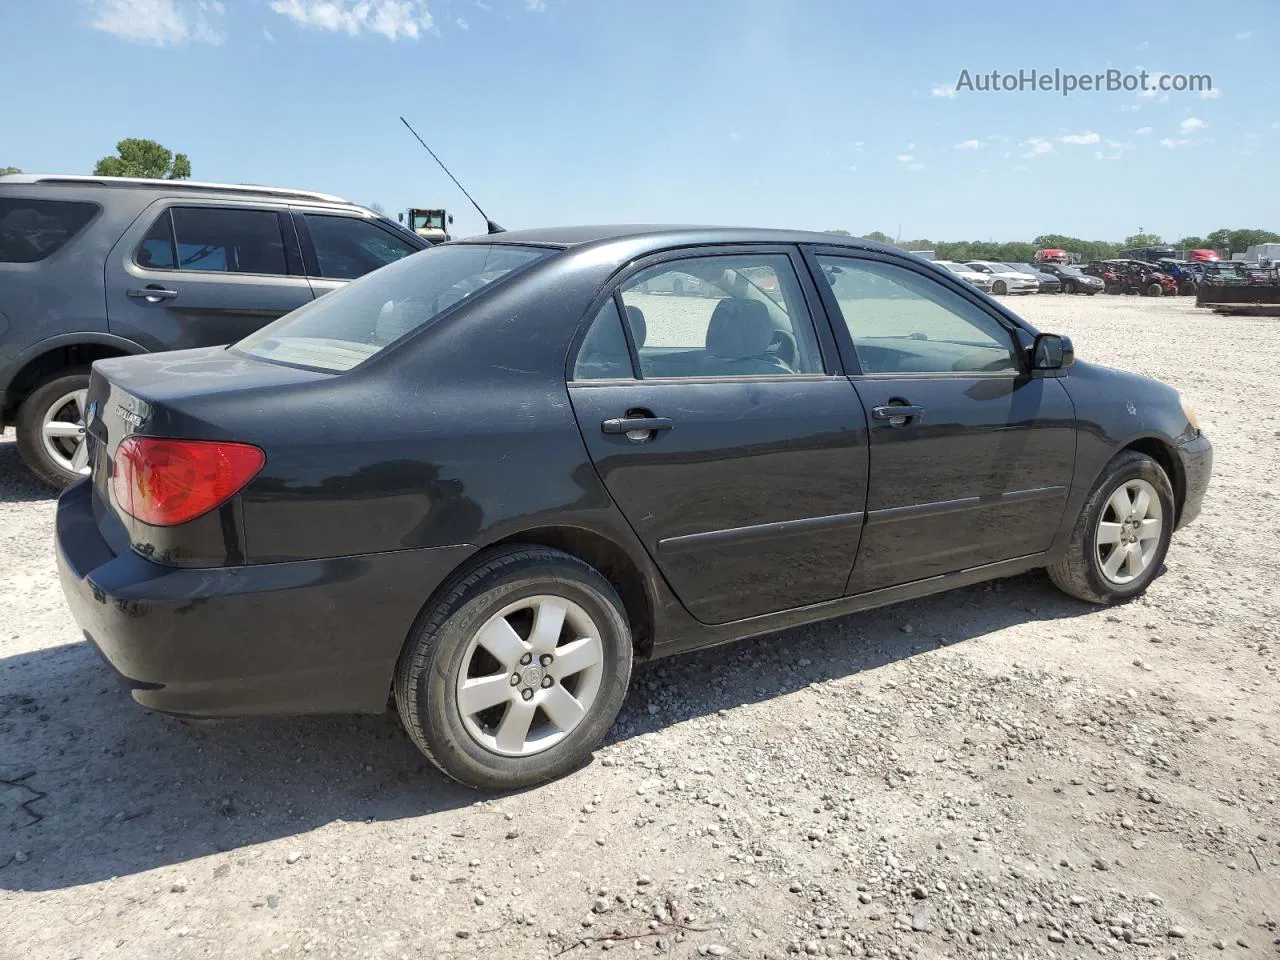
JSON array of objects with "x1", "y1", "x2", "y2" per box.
[
  {"x1": 136, "y1": 207, "x2": 288, "y2": 276},
  {"x1": 303, "y1": 214, "x2": 421, "y2": 279},
  {"x1": 234, "y1": 243, "x2": 554, "y2": 372},
  {"x1": 0, "y1": 198, "x2": 98, "y2": 263}
]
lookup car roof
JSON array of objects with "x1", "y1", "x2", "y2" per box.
[
  {"x1": 0, "y1": 173, "x2": 351, "y2": 205},
  {"x1": 456, "y1": 224, "x2": 905, "y2": 257}
]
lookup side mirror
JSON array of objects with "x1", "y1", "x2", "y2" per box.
[
  {"x1": 1032, "y1": 332, "x2": 1074, "y2": 370},
  {"x1": 448, "y1": 214, "x2": 455, "y2": 225},
  {"x1": 397, "y1": 212, "x2": 405, "y2": 223}
]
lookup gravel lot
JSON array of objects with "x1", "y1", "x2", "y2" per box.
[{"x1": 2, "y1": 295, "x2": 1277, "y2": 960}]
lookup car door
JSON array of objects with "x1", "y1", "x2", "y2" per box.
[
  {"x1": 292, "y1": 209, "x2": 426, "y2": 299},
  {"x1": 567, "y1": 247, "x2": 869, "y2": 625},
  {"x1": 805, "y1": 248, "x2": 1077, "y2": 594},
  {"x1": 104, "y1": 200, "x2": 312, "y2": 351}
]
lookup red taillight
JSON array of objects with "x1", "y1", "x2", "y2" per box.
[{"x1": 112, "y1": 437, "x2": 265, "y2": 527}]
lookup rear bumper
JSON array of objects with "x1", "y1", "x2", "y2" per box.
[
  {"x1": 55, "y1": 480, "x2": 474, "y2": 717},
  {"x1": 1175, "y1": 433, "x2": 1212, "y2": 529}
]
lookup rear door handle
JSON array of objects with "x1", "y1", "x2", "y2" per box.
[
  {"x1": 601, "y1": 416, "x2": 673, "y2": 435},
  {"x1": 127, "y1": 287, "x2": 179, "y2": 302},
  {"x1": 872, "y1": 404, "x2": 925, "y2": 421}
]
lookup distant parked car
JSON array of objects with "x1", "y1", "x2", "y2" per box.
[
  {"x1": 1037, "y1": 263, "x2": 1104, "y2": 295},
  {"x1": 1003, "y1": 262, "x2": 1062, "y2": 294},
  {"x1": 0, "y1": 173, "x2": 430, "y2": 486},
  {"x1": 933, "y1": 259, "x2": 994, "y2": 292},
  {"x1": 963, "y1": 260, "x2": 1039, "y2": 295}
]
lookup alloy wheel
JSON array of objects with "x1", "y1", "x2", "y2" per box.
[
  {"x1": 455, "y1": 595, "x2": 604, "y2": 757},
  {"x1": 1095, "y1": 479, "x2": 1163, "y2": 585},
  {"x1": 41, "y1": 389, "x2": 91, "y2": 477}
]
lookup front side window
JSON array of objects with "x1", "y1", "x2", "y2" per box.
[
  {"x1": 598, "y1": 253, "x2": 822, "y2": 379},
  {"x1": 304, "y1": 214, "x2": 421, "y2": 280},
  {"x1": 814, "y1": 256, "x2": 1019, "y2": 376},
  {"x1": 0, "y1": 198, "x2": 98, "y2": 263},
  {"x1": 235, "y1": 243, "x2": 553, "y2": 372},
  {"x1": 136, "y1": 207, "x2": 288, "y2": 276}
]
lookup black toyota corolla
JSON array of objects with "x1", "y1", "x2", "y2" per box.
[{"x1": 56, "y1": 226, "x2": 1212, "y2": 791}]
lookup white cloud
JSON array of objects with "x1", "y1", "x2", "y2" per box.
[
  {"x1": 1198, "y1": 88, "x2": 1222, "y2": 100},
  {"x1": 1179, "y1": 116, "x2": 1205, "y2": 134},
  {"x1": 954, "y1": 139, "x2": 982, "y2": 151},
  {"x1": 454, "y1": 15, "x2": 468, "y2": 29},
  {"x1": 1160, "y1": 137, "x2": 1193, "y2": 149},
  {"x1": 1135, "y1": 126, "x2": 1153, "y2": 135},
  {"x1": 897, "y1": 154, "x2": 913, "y2": 162},
  {"x1": 1273, "y1": 121, "x2": 1280, "y2": 129},
  {"x1": 1011, "y1": 164, "x2": 1029, "y2": 172},
  {"x1": 930, "y1": 83, "x2": 957, "y2": 99},
  {"x1": 906, "y1": 142, "x2": 916, "y2": 150},
  {"x1": 1236, "y1": 31, "x2": 1252, "y2": 40},
  {"x1": 525, "y1": 0, "x2": 546, "y2": 9},
  {"x1": 906, "y1": 163, "x2": 925, "y2": 172},
  {"x1": 1021, "y1": 138, "x2": 1053, "y2": 158},
  {"x1": 87, "y1": 0, "x2": 225, "y2": 45},
  {"x1": 1057, "y1": 131, "x2": 1100, "y2": 145},
  {"x1": 728, "y1": 132, "x2": 741, "y2": 140},
  {"x1": 270, "y1": 0, "x2": 434, "y2": 40},
  {"x1": 1136, "y1": 40, "x2": 1149, "y2": 50}
]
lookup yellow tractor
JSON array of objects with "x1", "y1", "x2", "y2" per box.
[{"x1": 399, "y1": 208, "x2": 453, "y2": 244}]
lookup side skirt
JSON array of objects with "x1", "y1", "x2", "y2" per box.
[{"x1": 651, "y1": 553, "x2": 1046, "y2": 659}]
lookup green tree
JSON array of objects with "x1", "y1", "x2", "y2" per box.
[
  {"x1": 0, "y1": 166, "x2": 21, "y2": 176},
  {"x1": 1203, "y1": 228, "x2": 1280, "y2": 255},
  {"x1": 862, "y1": 231, "x2": 894, "y2": 245},
  {"x1": 94, "y1": 139, "x2": 191, "y2": 179},
  {"x1": 1122, "y1": 232, "x2": 1164, "y2": 248},
  {"x1": 1174, "y1": 236, "x2": 1208, "y2": 250},
  {"x1": 823, "y1": 228, "x2": 851, "y2": 236},
  {"x1": 369, "y1": 201, "x2": 387, "y2": 216}
]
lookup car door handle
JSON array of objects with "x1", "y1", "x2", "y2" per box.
[
  {"x1": 601, "y1": 417, "x2": 673, "y2": 435},
  {"x1": 872, "y1": 404, "x2": 925, "y2": 421},
  {"x1": 127, "y1": 287, "x2": 179, "y2": 301}
]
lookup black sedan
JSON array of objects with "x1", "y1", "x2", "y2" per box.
[
  {"x1": 1038, "y1": 263, "x2": 1105, "y2": 295},
  {"x1": 56, "y1": 226, "x2": 1212, "y2": 791},
  {"x1": 1002, "y1": 262, "x2": 1063, "y2": 294}
]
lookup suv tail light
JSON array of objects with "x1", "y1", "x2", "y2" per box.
[{"x1": 112, "y1": 437, "x2": 264, "y2": 527}]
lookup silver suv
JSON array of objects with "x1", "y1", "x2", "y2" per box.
[{"x1": 0, "y1": 174, "x2": 428, "y2": 486}]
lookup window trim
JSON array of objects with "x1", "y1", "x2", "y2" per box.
[
  {"x1": 565, "y1": 244, "x2": 842, "y2": 384},
  {"x1": 799, "y1": 246, "x2": 1032, "y2": 379},
  {"x1": 292, "y1": 210, "x2": 425, "y2": 281},
  {"x1": 131, "y1": 203, "x2": 300, "y2": 278}
]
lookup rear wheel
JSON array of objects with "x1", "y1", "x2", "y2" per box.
[
  {"x1": 395, "y1": 546, "x2": 633, "y2": 791},
  {"x1": 992, "y1": 280, "x2": 1007, "y2": 295},
  {"x1": 15, "y1": 368, "x2": 92, "y2": 489},
  {"x1": 1179, "y1": 280, "x2": 1197, "y2": 296},
  {"x1": 1146, "y1": 282, "x2": 1164, "y2": 297},
  {"x1": 1047, "y1": 450, "x2": 1174, "y2": 604}
]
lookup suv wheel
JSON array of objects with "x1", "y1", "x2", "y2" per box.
[
  {"x1": 395, "y1": 546, "x2": 633, "y2": 791},
  {"x1": 16, "y1": 369, "x2": 93, "y2": 489}
]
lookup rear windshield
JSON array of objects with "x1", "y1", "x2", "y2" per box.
[
  {"x1": 0, "y1": 198, "x2": 99, "y2": 263},
  {"x1": 234, "y1": 243, "x2": 554, "y2": 372}
]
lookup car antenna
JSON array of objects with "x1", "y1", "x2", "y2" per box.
[{"x1": 399, "y1": 116, "x2": 505, "y2": 235}]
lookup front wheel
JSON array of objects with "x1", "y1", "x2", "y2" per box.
[
  {"x1": 1063, "y1": 280, "x2": 1076, "y2": 295},
  {"x1": 1178, "y1": 281, "x2": 1197, "y2": 296},
  {"x1": 15, "y1": 368, "x2": 93, "y2": 489},
  {"x1": 1047, "y1": 450, "x2": 1174, "y2": 604},
  {"x1": 395, "y1": 546, "x2": 633, "y2": 791},
  {"x1": 1146, "y1": 282, "x2": 1164, "y2": 297},
  {"x1": 992, "y1": 280, "x2": 1007, "y2": 295}
]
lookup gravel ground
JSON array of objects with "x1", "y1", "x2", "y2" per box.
[{"x1": 2, "y1": 295, "x2": 1278, "y2": 960}]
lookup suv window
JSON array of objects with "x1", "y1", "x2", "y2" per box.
[
  {"x1": 814, "y1": 256, "x2": 1019, "y2": 375},
  {"x1": 136, "y1": 207, "x2": 288, "y2": 275},
  {"x1": 0, "y1": 198, "x2": 98, "y2": 263},
  {"x1": 595, "y1": 254, "x2": 822, "y2": 379},
  {"x1": 304, "y1": 214, "x2": 421, "y2": 280}
]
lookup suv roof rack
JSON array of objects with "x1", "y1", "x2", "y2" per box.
[{"x1": 0, "y1": 173, "x2": 350, "y2": 204}]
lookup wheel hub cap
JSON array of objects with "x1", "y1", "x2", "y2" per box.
[
  {"x1": 1095, "y1": 478, "x2": 1163, "y2": 585},
  {"x1": 455, "y1": 595, "x2": 605, "y2": 758}
]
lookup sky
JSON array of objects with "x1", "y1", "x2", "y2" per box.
[{"x1": 1, "y1": 0, "x2": 1276, "y2": 243}]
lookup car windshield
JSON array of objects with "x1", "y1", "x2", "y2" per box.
[
  {"x1": 1005, "y1": 263, "x2": 1037, "y2": 274},
  {"x1": 234, "y1": 243, "x2": 553, "y2": 372},
  {"x1": 1056, "y1": 266, "x2": 1082, "y2": 277}
]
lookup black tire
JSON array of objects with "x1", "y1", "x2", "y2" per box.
[
  {"x1": 1063, "y1": 280, "x2": 1076, "y2": 295},
  {"x1": 394, "y1": 545, "x2": 633, "y2": 791},
  {"x1": 1178, "y1": 281, "x2": 1196, "y2": 296},
  {"x1": 1047, "y1": 450, "x2": 1175, "y2": 605},
  {"x1": 992, "y1": 280, "x2": 1007, "y2": 295},
  {"x1": 15, "y1": 368, "x2": 91, "y2": 489},
  {"x1": 1104, "y1": 282, "x2": 1120, "y2": 295},
  {"x1": 1146, "y1": 282, "x2": 1163, "y2": 297}
]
